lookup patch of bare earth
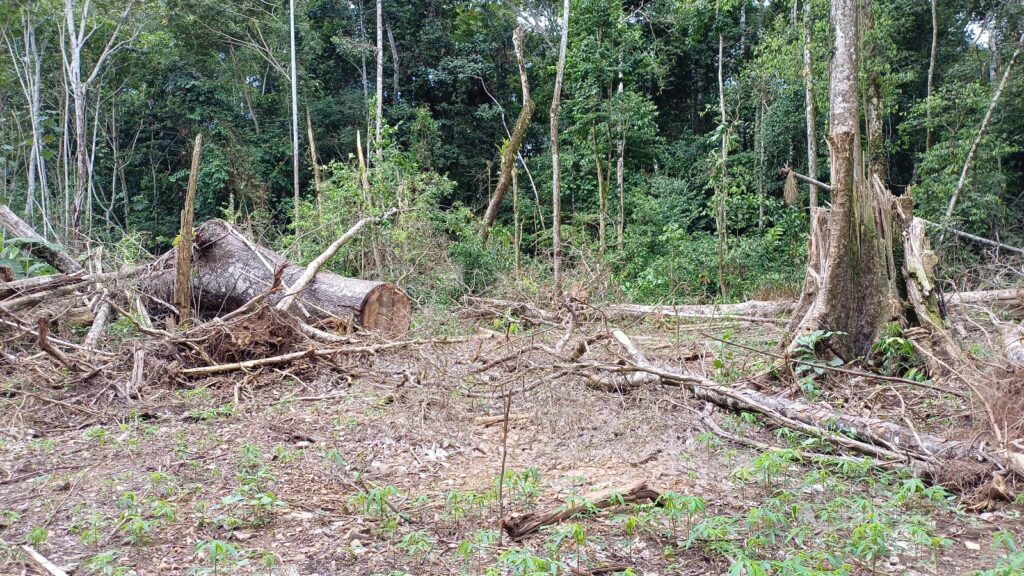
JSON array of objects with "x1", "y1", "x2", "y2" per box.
[{"x1": 1, "y1": 314, "x2": 1021, "y2": 575}]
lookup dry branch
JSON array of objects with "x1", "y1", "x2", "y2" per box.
[
  {"x1": 502, "y1": 480, "x2": 661, "y2": 539},
  {"x1": 20, "y1": 545, "x2": 69, "y2": 576}
]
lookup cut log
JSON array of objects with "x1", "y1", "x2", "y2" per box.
[
  {"x1": 143, "y1": 220, "x2": 412, "y2": 336},
  {"x1": 502, "y1": 480, "x2": 661, "y2": 539},
  {"x1": 0, "y1": 205, "x2": 81, "y2": 274}
]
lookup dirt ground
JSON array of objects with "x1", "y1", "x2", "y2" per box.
[{"x1": 1, "y1": 310, "x2": 1022, "y2": 575}]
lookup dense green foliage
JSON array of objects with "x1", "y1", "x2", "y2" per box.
[{"x1": 1, "y1": 0, "x2": 1021, "y2": 302}]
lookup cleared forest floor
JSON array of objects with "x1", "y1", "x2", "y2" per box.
[{"x1": 1, "y1": 308, "x2": 1022, "y2": 575}]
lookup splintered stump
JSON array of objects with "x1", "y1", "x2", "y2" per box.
[
  {"x1": 501, "y1": 481, "x2": 661, "y2": 540},
  {"x1": 143, "y1": 219, "x2": 412, "y2": 336}
]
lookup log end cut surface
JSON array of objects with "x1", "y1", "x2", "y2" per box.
[{"x1": 360, "y1": 283, "x2": 414, "y2": 338}]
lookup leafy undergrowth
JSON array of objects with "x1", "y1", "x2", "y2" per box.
[{"x1": 0, "y1": 315, "x2": 1022, "y2": 576}]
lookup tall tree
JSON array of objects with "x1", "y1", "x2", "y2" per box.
[
  {"x1": 374, "y1": 0, "x2": 383, "y2": 160},
  {"x1": 788, "y1": 0, "x2": 895, "y2": 358},
  {"x1": 289, "y1": 0, "x2": 300, "y2": 234},
  {"x1": 61, "y1": 0, "x2": 136, "y2": 250},
  {"x1": 551, "y1": 0, "x2": 569, "y2": 294},
  {"x1": 803, "y1": 0, "x2": 818, "y2": 208}
]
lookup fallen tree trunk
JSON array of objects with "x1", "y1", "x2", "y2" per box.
[
  {"x1": 605, "y1": 300, "x2": 793, "y2": 323},
  {"x1": 143, "y1": 220, "x2": 413, "y2": 337},
  {"x1": 0, "y1": 205, "x2": 81, "y2": 274},
  {"x1": 592, "y1": 335, "x2": 1024, "y2": 482}
]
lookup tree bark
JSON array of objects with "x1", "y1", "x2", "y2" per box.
[
  {"x1": 386, "y1": 19, "x2": 399, "y2": 101},
  {"x1": 289, "y1": 0, "x2": 301, "y2": 235},
  {"x1": 550, "y1": 0, "x2": 569, "y2": 294},
  {"x1": 788, "y1": 0, "x2": 898, "y2": 358},
  {"x1": 716, "y1": 32, "x2": 728, "y2": 301},
  {"x1": 925, "y1": 0, "x2": 938, "y2": 151},
  {"x1": 481, "y1": 28, "x2": 534, "y2": 241},
  {"x1": 374, "y1": 0, "x2": 384, "y2": 160},
  {"x1": 143, "y1": 220, "x2": 413, "y2": 336}
]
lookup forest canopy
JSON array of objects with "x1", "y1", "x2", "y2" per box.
[{"x1": 1, "y1": 0, "x2": 1022, "y2": 301}]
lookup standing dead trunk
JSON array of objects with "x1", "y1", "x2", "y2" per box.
[
  {"x1": 803, "y1": 0, "x2": 819, "y2": 208},
  {"x1": 787, "y1": 0, "x2": 897, "y2": 358},
  {"x1": 174, "y1": 134, "x2": 202, "y2": 327},
  {"x1": 481, "y1": 28, "x2": 534, "y2": 241},
  {"x1": 550, "y1": 0, "x2": 569, "y2": 294}
]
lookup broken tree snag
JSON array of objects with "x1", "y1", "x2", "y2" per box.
[
  {"x1": 0, "y1": 205, "x2": 81, "y2": 274},
  {"x1": 502, "y1": 481, "x2": 661, "y2": 540},
  {"x1": 143, "y1": 220, "x2": 413, "y2": 337},
  {"x1": 174, "y1": 133, "x2": 203, "y2": 327},
  {"x1": 893, "y1": 196, "x2": 960, "y2": 375},
  {"x1": 1003, "y1": 323, "x2": 1024, "y2": 368}
]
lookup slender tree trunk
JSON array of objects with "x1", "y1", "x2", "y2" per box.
[
  {"x1": 289, "y1": 0, "x2": 301, "y2": 236},
  {"x1": 386, "y1": 19, "x2": 399, "y2": 101},
  {"x1": 942, "y1": 31, "x2": 1024, "y2": 229},
  {"x1": 716, "y1": 32, "x2": 728, "y2": 301},
  {"x1": 306, "y1": 108, "x2": 322, "y2": 214},
  {"x1": 481, "y1": 27, "x2": 534, "y2": 241},
  {"x1": 374, "y1": 0, "x2": 383, "y2": 160},
  {"x1": 925, "y1": 0, "x2": 938, "y2": 151},
  {"x1": 803, "y1": 0, "x2": 818, "y2": 208},
  {"x1": 788, "y1": 0, "x2": 897, "y2": 358},
  {"x1": 615, "y1": 69, "x2": 625, "y2": 252},
  {"x1": 551, "y1": 0, "x2": 569, "y2": 294},
  {"x1": 593, "y1": 130, "x2": 607, "y2": 255}
]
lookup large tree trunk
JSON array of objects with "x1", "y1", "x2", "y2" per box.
[
  {"x1": 788, "y1": 0, "x2": 898, "y2": 358},
  {"x1": 143, "y1": 220, "x2": 413, "y2": 337}
]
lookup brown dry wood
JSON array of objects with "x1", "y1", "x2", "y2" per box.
[
  {"x1": 474, "y1": 413, "x2": 532, "y2": 427},
  {"x1": 586, "y1": 349, "x2": 1024, "y2": 479},
  {"x1": 0, "y1": 266, "x2": 143, "y2": 313},
  {"x1": 143, "y1": 219, "x2": 412, "y2": 336},
  {"x1": 174, "y1": 133, "x2": 203, "y2": 326},
  {"x1": 83, "y1": 249, "x2": 111, "y2": 350},
  {"x1": 502, "y1": 480, "x2": 660, "y2": 539},
  {"x1": 181, "y1": 334, "x2": 492, "y2": 376},
  {"x1": 0, "y1": 205, "x2": 81, "y2": 274},
  {"x1": 36, "y1": 317, "x2": 80, "y2": 372}
]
